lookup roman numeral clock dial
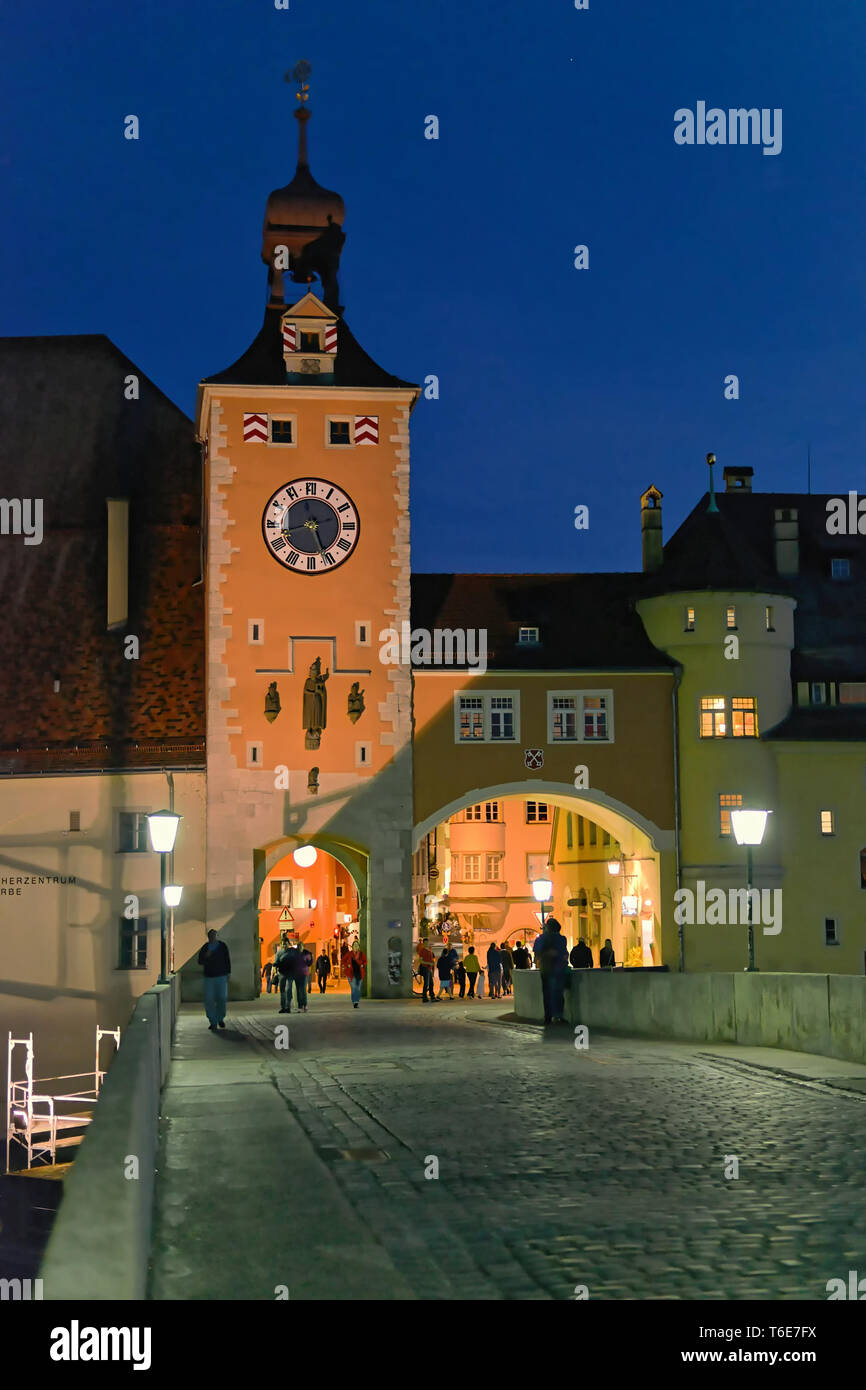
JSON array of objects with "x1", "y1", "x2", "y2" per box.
[{"x1": 262, "y1": 478, "x2": 360, "y2": 574}]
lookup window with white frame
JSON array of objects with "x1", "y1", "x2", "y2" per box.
[
  {"x1": 355, "y1": 620, "x2": 371, "y2": 646},
  {"x1": 355, "y1": 741, "x2": 372, "y2": 768},
  {"x1": 819, "y1": 810, "x2": 835, "y2": 835},
  {"x1": 327, "y1": 417, "x2": 352, "y2": 446},
  {"x1": 719, "y1": 793, "x2": 743, "y2": 836},
  {"x1": 824, "y1": 917, "x2": 839, "y2": 946},
  {"x1": 831, "y1": 558, "x2": 851, "y2": 580},
  {"x1": 269, "y1": 879, "x2": 294, "y2": 908},
  {"x1": 461, "y1": 854, "x2": 481, "y2": 882},
  {"x1": 547, "y1": 690, "x2": 613, "y2": 743},
  {"x1": 684, "y1": 607, "x2": 696, "y2": 632},
  {"x1": 700, "y1": 696, "x2": 758, "y2": 739},
  {"x1": 248, "y1": 619, "x2": 264, "y2": 645},
  {"x1": 525, "y1": 801, "x2": 549, "y2": 824},
  {"x1": 118, "y1": 917, "x2": 148, "y2": 969},
  {"x1": 726, "y1": 606, "x2": 737, "y2": 629},
  {"x1": 526, "y1": 852, "x2": 548, "y2": 883},
  {"x1": 765, "y1": 606, "x2": 775, "y2": 632},
  {"x1": 454, "y1": 692, "x2": 519, "y2": 743},
  {"x1": 464, "y1": 802, "x2": 500, "y2": 822},
  {"x1": 247, "y1": 742, "x2": 263, "y2": 768},
  {"x1": 269, "y1": 417, "x2": 296, "y2": 446},
  {"x1": 485, "y1": 854, "x2": 503, "y2": 881},
  {"x1": 518, "y1": 626, "x2": 540, "y2": 644}
]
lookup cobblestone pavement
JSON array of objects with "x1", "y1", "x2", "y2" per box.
[{"x1": 151, "y1": 994, "x2": 866, "y2": 1300}]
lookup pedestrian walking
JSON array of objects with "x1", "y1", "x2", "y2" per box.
[
  {"x1": 315, "y1": 950, "x2": 331, "y2": 993},
  {"x1": 512, "y1": 940, "x2": 531, "y2": 970},
  {"x1": 347, "y1": 944, "x2": 367, "y2": 1007},
  {"x1": 570, "y1": 938, "x2": 594, "y2": 969},
  {"x1": 456, "y1": 958, "x2": 467, "y2": 998},
  {"x1": 486, "y1": 942, "x2": 503, "y2": 998},
  {"x1": 417, "y1": 939, "x2": 438, "y2": 1002},
  {"x1": 463, "y1": 948, "x2": 480, "y2": 997},
  {"x1": 436, "y1": 947, "x2": 453, "y2": 999},
  {"x1": 599, "y1": 938, "x2": 616, "y2": 969},
  {"x1": 198, "y1": 929, "x2": 231, "y2": 1030},
  {"x1": 500, "y1": 942, "x2": 514, "y2": 994},
  {"x1": 299, "y1": 945, "x2": 313, "y2": 1009},
  {"x1": 261, "y1": 957, "x2": 274, "y2": 994},
  {"x1": 275, "y1": 934, "x2": 301, "y2": 1014},
  {"x1": 532, "y1": 917, "x2": 569, "y2": 1024}
]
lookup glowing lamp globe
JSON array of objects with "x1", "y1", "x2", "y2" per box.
[
  {"x1": 293, "y1": 845, "x2": 318, "y2": 868},
  {"x1": 607, "y1": 859, "x2": 622, "y2": 876},
  {"x1": 532, "y1": 878, "x2": 553, "y2": 904},
  {"x1": 163, "y1": 885, "x2": 183, "y2": 908},
  {"x1": 730, "y1": 809, "x2": 770, "y2": 847},
  {"x1": 147, "y1": 810, "x2": 181, "y2": 853}
]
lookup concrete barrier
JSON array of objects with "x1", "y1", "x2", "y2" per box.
[
  {"x1": 514, "y1": 969, "x2": 866, "y2": 1065},
  {"x1": 39, "y1": 977, "x2": 179, "y2": 1300}
]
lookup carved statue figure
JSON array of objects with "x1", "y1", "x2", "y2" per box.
[
  {"x1": 303, "y1": 658, "x2": 329, "y2": 749},
  {"x1": 264, "y1": 681, "x2": 281, "y2": 723},
  {"x1": 347, "y1": 681, "x2": 365, "y2": 723},
  {"x1": 307, "y1": 766, "x2": 319, "y2": 795}
]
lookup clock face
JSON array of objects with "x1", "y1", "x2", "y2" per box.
[{"x1": 262, "y1": 478, "x2": 360, "y2": 574}]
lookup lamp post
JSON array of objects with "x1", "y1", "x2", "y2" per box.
[
  {"x1": 730, "y1": 809, "x2": 770, "y2": 972},
  {"x1": 532, "y1": 877, "x2": 553, "y2": 928},
  {"x1": 164, "y1": 884, "x2": 183, "y2": 974},
  {"x1": 147, "y1": 810, "x2": 182, "y2": 984}
]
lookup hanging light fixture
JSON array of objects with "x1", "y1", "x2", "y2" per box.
[{"x1": 293, "y1": 844, "x2": 318, "y2": 868}]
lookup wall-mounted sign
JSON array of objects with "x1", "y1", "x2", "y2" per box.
[
  {"x1": 591, "y1": 900, "x2": 606, "y2": 911},
  {"x1": 278, "y1": 907, "x2": 294, "y2": 923},
  {"x1": 621, "y1": 895, "x2": 639, "y2": 916},
  {"x1": 524, "y1": 748, "x2": 543, "y2": 769}
]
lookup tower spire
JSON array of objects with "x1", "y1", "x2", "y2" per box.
[
  {"x1": 288, "y1": 59, "x2": 312, "y2": 168},
  {"x1": 706, "y1": 452, "x2": 719, "y2": 513}
]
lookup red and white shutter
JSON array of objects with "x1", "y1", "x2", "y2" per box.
[
  {"x1": 354, "y1": 415, "x2": 379, "y2": 445},
  {"x1": 243, "y1": 412, "x2": 268, "y2": 444},
  {"x1": 282, "y1": 321, "x2": 296, "y2": 352},
  {"x1": 324, "y1": 322, "x2": 338, "y2": 354}
]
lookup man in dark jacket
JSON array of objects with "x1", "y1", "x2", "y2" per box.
[
  {"x1": 276, "y1": 936, "x2": 302, "y2": 1014},
  {"x1": 198, "y1": 930, "x2": 231, "y2": 1030},
  {"x1": 512, "y1": 940, "x2": 531, "y2": 970},
  {"x1": 569, "y1": 938, "x2": 594, "y2": 969},
  {"x1": 532, "y1": 918, "x2": 569, "y2": 1025},
  {"x1": 315, "y1": 951, "x2": 331, "y2": 993},
  {"x1": 599, "y1": 938, "x2": 616, "y2": 969}
]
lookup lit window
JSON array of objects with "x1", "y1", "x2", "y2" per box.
[
  {"x1": 765, "y1": 606, "x2": 775, "y2": 632},
  {"x1": 118, "y1": 917, "x2": 148, "y2": 969},
  {"x1": 719, "y1": 793, "x2": 743, "y2": 836},
  {"x1": 518, "y1": 626, "x2": 540, "y2": 644},
  {"x1": 700, "y1": 697, "x2": 726, "y2": 738},
  {"x1": 731, "y1": 697, "x2": 758, "y2": 738},
  {"x1": 820, "y1": 810, "x2": 835, "y2": 835},
  {"x1": 840, "y1": 683, "x2": 866, "y2": 704},
  {"x1": 831, "y1": 558, "x2": 851, "y2": 580},
  {"x1": 269, "y1": 879, "x2": 294, "y2": 908},
  {"x1": 458, "y1": 697, "x2": 484, "y2": 741},
  {"x1": 525, "y1": 801, "x2": 549, "y2": 824},
  {"x1": 824, "y1": 918, "x2": 839, "y2": 946},
  {"x1": 811, "y1": 683, "x2": 826, "y2": 705},
  {"x1": 551, "y1": 696, "x2": 577, "y2": 741},
  {"x1": 117, "y1": 811, "x2": 150, "y2": 853},
  {"x1": 329, "y1": 419, "x2": 351, "y2": 445},
  {"x1": 270, "y1": 418, "x2": 294, "y2": 445},
  {"x1": 583, "y1": 696, "x2": 608, "y2": 740},
  {"x1": 684, "y1": 608, "x2": 695, "y2": 632},
  {"x1": 726, "y1": 606, "x2": 737, "y2": 629}
]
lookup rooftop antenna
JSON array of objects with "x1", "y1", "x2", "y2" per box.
[{"x1": 706, "y1": 452, "x2": 719, "y2": 513}]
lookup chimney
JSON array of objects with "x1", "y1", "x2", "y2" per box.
[
  {"x1": 723, "y1": 465, "x2": 753, "y2": 492},
  {"x1": 773, "y1": 506, "x2": 799, "y2": 575},
  {"x1": 640, "y1": 485, "x2": 663, "y2": 572},
  {"x1": 106, "y1": 498, "x2": 129, "y2": 629}
]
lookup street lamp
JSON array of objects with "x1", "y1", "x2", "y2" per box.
[
  {"x1": 532, "y1": 877, "x2": 553, "y2": 927},
  {"x1": 607, "y1": 858, "x2": 622, "y2": 876},
  {"x1": 164, "y1": 885, "x2": 183, "y2": 908},
  {"x1": 147, "y1": 810, "x2": 182, "y2": 984},
  {"x1": 730, "y1": 808, "x2": 770, "y2": 972}
]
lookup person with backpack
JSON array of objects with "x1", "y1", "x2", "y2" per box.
[
  {"x1": 532, "y1": 916, "x2": 569, "y2": 1025},
  {"x1": 512, "y1": 940, "x2": 531, "y2": 970},
  {"x1": 198, "y1": 929, "x2": 231, "y2": 1030},
  {"x1": 315, "y1": 950, "x2": 331, "y2": 993},
  {"x1": 275, "y1": 934, "x2": 301, "y2": 1014}
]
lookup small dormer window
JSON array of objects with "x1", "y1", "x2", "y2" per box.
[
  {"x1": 300, "y1": 331, "x2": 320, "y2": 352},
  {"x1": 518, "y1": 626, "x2": 540, "y2": 645}
]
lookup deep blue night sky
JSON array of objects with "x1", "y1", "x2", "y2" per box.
[{"x1": 3, "y1": 0, "x2": 865, "y2": 572}]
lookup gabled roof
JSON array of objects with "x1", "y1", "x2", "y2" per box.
[
  {"x1": 0, "y1": 335, "x2": 204, "y2": 772},
  {"x1": 411, "y1": 572, "x2": 676, "y2": 671},
  {"x1": 281, "y1": 291, "x2": 333, "y2": 319},
  {"x1": 202, "y1": 307, "x2": 416, "y2": 390}
]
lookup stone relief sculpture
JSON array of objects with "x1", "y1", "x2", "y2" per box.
[
  {"x1": 264, "y1": 681, "x2": 281, "y2": 723},
  {"x1": 303, "y1": 657, "x2": 329, "y2": 749},
  {"x1": 347, "y1": 681, "x2": 365, "y2": 723}
]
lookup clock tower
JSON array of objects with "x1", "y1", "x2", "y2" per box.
[{"x1": 195, "y1": 69, "x2": 419, "y2": 998}]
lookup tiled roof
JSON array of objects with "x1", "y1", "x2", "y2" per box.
[
  {"x1": 202, "y1": 307, "x2": 416, "y2": 390},
  {"x1": 0, "y1": 335, "x2": 204, "y2": 772},
  {"x1": 411, "y1": 572, "x2": 676, "y2": 671},
  {"x1": 763, "y1": 708, "x2": 866, "y2": 741}
]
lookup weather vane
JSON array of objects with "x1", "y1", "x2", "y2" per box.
[{"x1": 286, "y1": 60, "x2": 311, "y2": 105}]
